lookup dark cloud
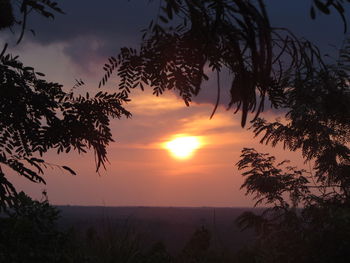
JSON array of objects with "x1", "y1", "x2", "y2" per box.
[
  {"x1": 6, "y1": 0, "x2": 346, "y2": 85},
  {"x1": 266, "y1": 0, "x2": 347, "y2": 55},
  {"x1": 19, "y1": 1, "x2": 346, "y2": 61},
  {"x1": 26, "y1": 1, "x2": 157, "y2": 44},
  {"x1": 61, "y1": 36, "x2": 127, "y2": 75},
  {"x1": 11, "y1": 1, "x2": 159, "y2": 72},
  {"x1": 23, "y1": 1, "x2": 346, "y2": 45}
]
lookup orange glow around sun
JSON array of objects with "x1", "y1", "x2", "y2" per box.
[{"x1": 164, "y1": 135, "x2": 202, "y2": 159}]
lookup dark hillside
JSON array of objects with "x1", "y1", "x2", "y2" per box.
[{"x1": 57, "y1": 206, "x2": 259, "y2": 253}]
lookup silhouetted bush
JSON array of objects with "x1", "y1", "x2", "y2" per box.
[{"x1": 0, "y1": 192, "x2": 68, "y2": 263}]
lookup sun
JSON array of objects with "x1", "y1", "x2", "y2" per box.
[{"x1": 164, "y1": 136, "x2": 201, "y2": 159}]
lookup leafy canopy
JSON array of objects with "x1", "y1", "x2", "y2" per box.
[
  {"x1": 100, "y1": 0, "x2": 349, "y2": 127},
  {"x1": 0, "y1": 0, "x2": 131, "y2": 210},
  {"x1": 235, "y1": 38, "x2": 350, "y2": 262}
]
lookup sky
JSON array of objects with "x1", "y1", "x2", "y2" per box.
[{"x1": 1, "y1": 0, "x2": 348, "y2": 207}]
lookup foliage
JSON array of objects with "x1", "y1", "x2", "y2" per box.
[
  {"x1": 64, "y1": 221, "x2": 143, "y2": 263},
  {"x1": 180, "y1": 226, "x2": 211, "y2": 262},
  {"x1": 0, "y1": 51, "x2": 131, "y2": 209},
  {"x1": 0, "y1": 192, "x2": 68, "y2": 263},
  {"x1": 236, "y1": 149, "x2": 350, "y2": 263},
  {"x1": 99, "y1": 0, "x2": 350, "y2": 127},
  {"x1": 250, "y1": 38, "x2": 350, "y2": 195},
  {"x1": 143, "y1": 241, "x2": 173, "y2": 263},
  {"x1": 235, "y1": 39, "x2": 350, "y2": 262},
  {"x1": 237, "y1": 148, "x2": 310, "y2": 207},
  {"x1": 0, "y1": 1, "x2": 131, "y2": 210}
]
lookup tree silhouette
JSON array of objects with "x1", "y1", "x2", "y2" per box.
[
  {"x1": 235, "y1": 39, "x2": 350, "y2": 262},
  {"x1": 249, "y1": 38, "x2": 350, "y2": 195},
  {"x1": 0, "y1": 1, "x2": 131, "y2": 210},
  {"x1": 0, "y1": 192, "x2": 68, "y2": 262},
  {"x1": 99, "y1": 0, "x2": 348, "y2": 127}
]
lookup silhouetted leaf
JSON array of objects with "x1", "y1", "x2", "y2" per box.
[{"x1": 62, "y1": 166, "x2": 76, "y2": 175}]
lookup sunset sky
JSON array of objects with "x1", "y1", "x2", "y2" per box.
[{"x1": 2, "y1": 0, "x2": 347, "y2": 207}]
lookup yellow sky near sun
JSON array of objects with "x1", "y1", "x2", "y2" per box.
[{"x1": 113, "y1": 90, "x2": 251, "y2": 151}]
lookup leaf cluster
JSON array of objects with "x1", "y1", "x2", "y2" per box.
[
  {"x1": 235, "y1": 42, "x2": 350, "y2": 261},
  {"x1": 237, "y1": 148, "x2": 310, "y2": 208},
  {"x1": 250, "y1": 42, "x2": 350, "y2": 192},
  {"x1": 236, "y1": 147, "x2": 350, "y2": 262},
  {"x1": 0, "y1": 1, "x2": 134, "y2": 210},
  {"x1": 0, "y1": 49, "x2": 131, "y2": 210},
  {"x1": 100, "y1": 0, "x2": 338, "y2": 127}
]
